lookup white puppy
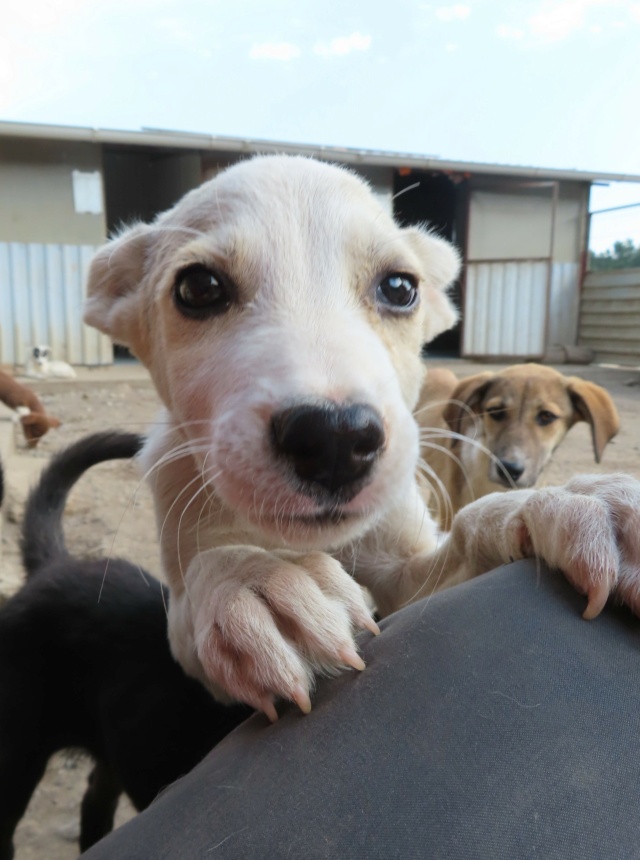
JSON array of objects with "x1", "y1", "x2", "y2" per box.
[
  {"x1": 25, "y1": 345, "x2": 77, "y2": 379},
  {"x1": 84, "y1": 155, "x2": 640, "y2": 721}
]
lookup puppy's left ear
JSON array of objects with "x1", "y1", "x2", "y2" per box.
[
  {"x1": 403, "y1": 228, "x2": 461, "y2": 344},
  {"x1": 567, "y1": 377, "x2": 620, "y2": 463},
  {"x1": 83, "y1": 224, "x2": 154, "y2": 359}
]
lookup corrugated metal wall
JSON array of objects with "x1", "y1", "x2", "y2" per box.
[
  {"x1": 462, "y1": 260, "x2": 581, "y2": 358},
  {"x1": 463, "y1": 260, "x2": 549, "y2": 357},
  {"x1": 547, "y1": 262, "x2": 581, "y2": 346},
  {"x1": 0, "y1": 242, "x2": 112, "y2": 366},
  {"x1": 579, "y1": 267, "x2": 640, "y2": 364}
]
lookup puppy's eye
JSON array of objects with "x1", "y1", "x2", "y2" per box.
[
  {"x1": 376, "y1": 273, "x2": 418, "y2": 311},
  {"x1": 174, "y1": 265, "x2": 232, "y2": 318},
  {"x1": 487, "y1": 406, "x2": 507, "y2": 422},
  {"x1": 537, "y1": 410, "x2": 558, "y2": 426}
]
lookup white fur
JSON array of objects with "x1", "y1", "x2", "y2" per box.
[
  {"x1": 25, "y1": 346, "x2": 76, "y2": 379},
  {"x1": 83, "y1": 155, "x2": 640, "y2": 720}
]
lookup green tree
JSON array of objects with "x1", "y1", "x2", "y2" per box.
[{"x1": 590, "y1": 239, "x2": 640, "y2": 271}]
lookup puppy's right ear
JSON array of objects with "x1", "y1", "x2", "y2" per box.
[
  {"x1": 83, "y1": 224, "x2": 153, "y2": 357},
  {"x1": 402, "y1": 228, "x2": 461, "y2": 344},
  {"x1": 442, "y1": 372, "x2": 495, "y2": 444}
]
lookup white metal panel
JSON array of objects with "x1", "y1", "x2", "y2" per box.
[
  {"x1": 467, "y1": 190, "x2": 581, "y2": 265},
  {"x1": 463, "y1": 260, "x2": 548, "y2": 357},
  {"x1": 502, "y1": 262, "x2": 522, "y2": 354},
  {"x1": 27, "y1": 245, "x2": 48, "y2": 345},
  {"x1": 44, "y1": 244, "x2": 66, "y2": 360},
  {"x1": 0, "y1": 244, "x2": 15, "y2": 363},
  {"x1": 0, "y1": 242, "x2": 112, "y2": 366},
  {"x1": 547, "y1": 262, "x2": 580, "y2": 345},
  {"x1": 468, "y1": 192, "x2": 553, "y2": 261},
  {"x1": 486, "y1": 263, "x2": 503, "y2": 355}
]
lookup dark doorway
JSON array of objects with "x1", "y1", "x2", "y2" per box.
[
  {"x1": 103, "y1": 148, "x2": 203, "y2": 236},
  {"x1": 103, "y1": 147, "x2": 203, "y2": 361},
  {"x1": 393, "y1": 170, "x2": 467, "y2": 356}
]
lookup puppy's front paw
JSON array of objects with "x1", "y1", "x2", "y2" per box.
[
  {"x1": 186, "y1": 548, "x2": 379, "y2": 720},
  {"x1": 503, "y1": 474, "x2": 640, "y2": 619}
]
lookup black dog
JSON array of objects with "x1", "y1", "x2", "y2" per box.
[{"x1": 0, "y1": 432, "x2": 251, "y2": 859}]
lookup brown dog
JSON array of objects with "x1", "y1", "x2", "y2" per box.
[
  {"x1": 416, "y1": 364, "x2": 620, "y2": 530},
  {"x1": 0, "y1": 370, "x2": 61, "y2": 447}
]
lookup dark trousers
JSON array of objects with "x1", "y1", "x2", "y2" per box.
[{"x1": 82, "y1": 560, "x2": 640, "y2": 859}]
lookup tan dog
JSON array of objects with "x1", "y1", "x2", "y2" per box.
[
  {"x1": 0, "y1": 370, "x2": 61, "y2": 447},
  {"x1": 83, "y1": 155, "x2": 640, "y2": 721},
  {"x1": 416, "y1": 364, "x2": 620, "y2": 530}
]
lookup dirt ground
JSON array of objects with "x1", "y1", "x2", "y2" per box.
[
  {"x1": 2, "y1": 358, "x2": 640, "y2": 859},
  {"x1": 2, "y1": 371, "x2": 162, "y2": 860}
]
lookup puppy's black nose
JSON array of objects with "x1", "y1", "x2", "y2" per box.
[
  {"x1": 498, "y1": 459, "x2": 525, "y2": 483},
  {"x1": 271, "y1": 402, "x2": 385, "y2": 497}
]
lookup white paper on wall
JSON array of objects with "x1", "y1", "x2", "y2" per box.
[{"x1": 71, "y1": 170, "x2": 103, "y2": 214}]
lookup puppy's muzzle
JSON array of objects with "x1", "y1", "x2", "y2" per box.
[{"x1": 271, "y1": 402, "x2": 385, "y2": 501}]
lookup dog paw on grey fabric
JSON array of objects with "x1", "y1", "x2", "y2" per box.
[
  {"x1": 183, "y1": 548, "x2": 379, "y2": 720},
  {"x1": 449, "y1": 474, "x2": 640, "y2": 620}
]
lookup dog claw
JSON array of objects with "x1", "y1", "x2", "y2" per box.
[
  {"x1": 362, "y1": 616, "x2": 381, "y2": 636},
  {"x1": 582, "y1": 581, "x2": 611, "y2": 620},
  {"x1": 291, "y1": 684, "x2": 312, "y2": 714},
  {"x1": 339, "y1": 645, "x2": 366, "y2": 671},
  {"x1": 260, "y1": 698, "x2": 279, "y2": 723}
]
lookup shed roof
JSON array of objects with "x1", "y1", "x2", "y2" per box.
[{"x1": 1, "y1": 119, "x2": 639, "y2": 185}]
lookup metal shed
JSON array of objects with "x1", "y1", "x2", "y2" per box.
[
  {"x1": 462, "y1": 179, "x2": 587, "y2": 358},
  {"x1": 1, "y1": 120, "x2": 639, "y2": 366}
]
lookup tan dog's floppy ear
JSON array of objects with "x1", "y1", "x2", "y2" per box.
[
  {"x1": 402, "y1": 227, "x2": 461, "y2": 344},
  {"x1": 442, "y1": 372, "x2": 495, "y2": 445},
  {"x1": 83, "y1": 224, "x2": 153, "y2": 358},
  {"x1": 567, "y1": 377, "x2": 620, "y2": 463}
]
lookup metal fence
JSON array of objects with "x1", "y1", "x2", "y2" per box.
[
  {"x1": 0, "y1": 242, "x2": 112, "y2": 366},
  {"x1": 579, "y1": 267, "x2": 640, "y2": 365}
]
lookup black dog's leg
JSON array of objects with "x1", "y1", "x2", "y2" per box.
[
  {"x1": 0, "y1": 750, "x2": 50, "y2": 860},
  {"x1": 79, "y1": 761, "x2": 122, "y2": 852}
]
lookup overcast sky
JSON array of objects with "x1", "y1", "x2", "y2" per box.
[{"x1": 2, "y1": 0, "x2": 640, "y2": 250}]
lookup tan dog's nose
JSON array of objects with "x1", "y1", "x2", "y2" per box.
[
  {"x1": 497, "y1": 459, "x2": 525, "y2": 485},
  {"x1": 271, "y1": 402, "x2": 385, "y2": 499}
]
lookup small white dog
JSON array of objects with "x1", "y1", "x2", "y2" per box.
[
  {"x1": 84, "y1": 155, "x2": 640, "y2": 721},
  {"x1": 25, "y1": 345, "x2": 77, "y2": 379}
]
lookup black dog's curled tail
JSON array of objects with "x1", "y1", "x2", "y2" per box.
[{"x1": 21, "y1": 431, "x2": 145, "y2": 578}]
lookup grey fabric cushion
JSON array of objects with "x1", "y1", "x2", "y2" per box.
[{"x1": 83, "y1": 561, "x2": 640, "y2": 859}]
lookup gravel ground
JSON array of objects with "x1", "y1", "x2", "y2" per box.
[{"x1": 2, "y1": 359, "x2": 640, "y2": 859}]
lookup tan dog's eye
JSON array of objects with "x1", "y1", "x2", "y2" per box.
[
  {"x1": 376, "y1": 273, "x2": 418, "y2": 312},
  {"x1": 487, "y1": 406, "x2": 507, "y2": 422},
  {"x1": 536, "y1": 410, "x2": 558, "y2": 427},
  {"x1": 174, "y1": 265, "x2": 232, "y2": 318}
]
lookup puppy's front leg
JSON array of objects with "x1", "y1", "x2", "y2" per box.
[
  {"x1": 419, "y1": 474, "x2": 640, "y2": 620},
  {"x1": 354, "y1": 475, "x2": 640, "y2": 623},
  {"x1": 168, "y1": 546, "x2": 379, "y2": 721}
]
